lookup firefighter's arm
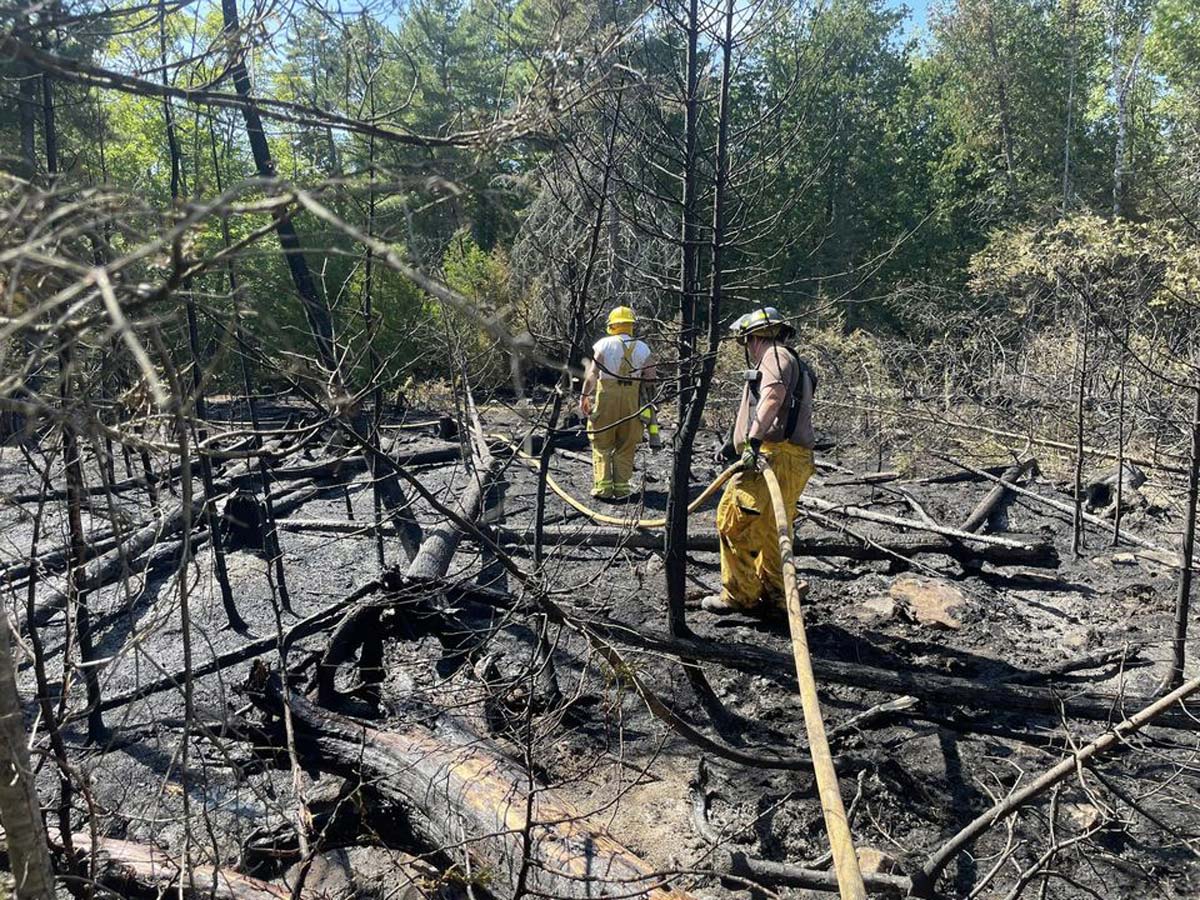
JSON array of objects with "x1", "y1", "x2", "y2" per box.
[
  {"x1": 748, "y1": 381, "x2": 787, "y2": 442},
  {"x1": 579, "y1": 358, "x2": 598, "y2": 417}
]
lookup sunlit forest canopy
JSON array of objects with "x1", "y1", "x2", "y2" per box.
[{"x1": 4, "y1": 0, "x2": 1196, "y2": 396}]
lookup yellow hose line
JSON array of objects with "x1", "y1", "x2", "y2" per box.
[
  {"x1": 763, "y1": 464, "x2": 867, "y2": 900},
  {"x1": 500, "y1": 436, "x2": 738, "y2": 529},
  {"x1": 505, "y1": 434, "x2": 861, "y2": 894}
]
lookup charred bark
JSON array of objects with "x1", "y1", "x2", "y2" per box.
[
  {"x1": 247, "y1": 670, "x2": 692, "y2": 900},
  {"x1": 318, "y1": 433, "x2": 500, "y2": 704},
  {"x1": 479, "y1": 526, "x2": 1059, "y2": 567},
  {"x1": 0, "y1": 605, "x2": 56, "y2": 900}
]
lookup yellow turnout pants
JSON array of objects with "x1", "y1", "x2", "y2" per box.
[
  {"x1": 587, "y1": 379, "x2": 641, "y2": 497},
  {"x1": 716, "y1": 441, "x2": 815, "y2": 610}
]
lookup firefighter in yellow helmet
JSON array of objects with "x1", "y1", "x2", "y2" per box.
[
  {"x1": 704, "y1": 307, "x2": 817, "y2": 615},
  {"x1": 579, "y1": 306, "x2": 657, "y2": 500}
]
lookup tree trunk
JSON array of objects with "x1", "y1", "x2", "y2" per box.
[
  {"x1": 17, "y1": 8, "x2": 37, "y2": 180},
  {"x1": 40, "y1": 72, "x2": 56, "y2": 179},
  {"x1": 59, "y1": 344, "x2": 107, "y2": 742},
  {"x1": 960, "y1": 459, "x2": 1035, "y2": 533},
  {"x1": 1061, "y1": 0, "x2": 1078, "y2": 211},
  {"x1": 602, "y1": 627, "x2": 1200, "y2": 732},
  {"x1": 1113, "y1": 320, "x2": 1130, "y2": 546},
  {"x1": 1160, "y1": 382, "x2": 1200, "y2": 691},
  {"x1": 160, "y1": 20, "x2": 245, "y2": 631},
  {"x1": 55, "y1": 831, "x2": 293, "y2": 900},
  {"x1": 664, "y1": 0, "x2": 709, "y2": 638},
  {"x1": 1072, "y1": 306, "x2": 1090, "y2": 555},
  {"x1": 984, "y1": 2, "x2": 1017, "y2": 197},
  {"x1": 248, "y1": 672, "x2": 693, "y2": 900},
  {"x1": 0, "y1": 605, "x2": 57, "y2": 900},
  {"x1": 361, "y1": 66, "x2": 386, "y2": 570},
  {"x1": 218, "y1": 0, "x2": 336, "y2": 369},
  {"x1": 1109, "y1": 4, "x2": 1144, "y2": 219},
  {"x1": 216, "y1": 0, "x2": 420, "y2": 556},
  {"x1": 208, "y1": 112, "x2": 292, "y2": 612}
]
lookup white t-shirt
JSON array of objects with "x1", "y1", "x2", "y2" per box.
[{"x1": 592, "y1": 335, "x2": 651, "y2": 381}]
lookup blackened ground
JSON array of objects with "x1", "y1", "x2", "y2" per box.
[{"x1": 1, "y1": 397, "x2": 1197, "y2": 900}]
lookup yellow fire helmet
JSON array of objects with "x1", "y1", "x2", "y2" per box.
[{"x1": 607, "y1": 305, "x2": 637, "y2": 334}]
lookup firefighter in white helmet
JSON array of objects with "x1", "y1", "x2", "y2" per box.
[
  {"x1": 705, "y1": 307, "x2": 817, "y2": 614},
  {"x1": 579, "y1": 306, "x2": 657, "y2": 500}
]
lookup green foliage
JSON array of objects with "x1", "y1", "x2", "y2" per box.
[
  {"x1": 969, "y1": 214, "x2": 1199, "y2": 328},
  {"x1": 10, "y1": 0, "x2": 1199, "y2": 396},
  {"x1": 436, "y1": 229, "x2": 522, "y2": 388}
]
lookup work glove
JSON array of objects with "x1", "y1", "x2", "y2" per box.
[
  {"x1": 579, "y1": 394, "x2": 593, "y2": 419},
  {"x1": 738, "y1": 438, "x2": 763, "y2": 472}
]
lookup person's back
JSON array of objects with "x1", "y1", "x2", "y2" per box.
[
  {"x1": 592, "y1": 333, "x2": 652, "y2": 383},
  {"x1": 580, "y1": 308, "x2": 656, "y2": 501}
]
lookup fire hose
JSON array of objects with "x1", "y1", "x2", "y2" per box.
[{"x1": 509, "y1": 444, "x2": 868, "y2": 899}]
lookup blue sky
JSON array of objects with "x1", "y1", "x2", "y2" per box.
[{"x1": 885, "y1": 0, "x2": 934, "y2": 39}]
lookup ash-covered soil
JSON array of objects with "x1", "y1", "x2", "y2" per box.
[{"x1": 2, "y1": 398, "x2": 1198, "y2": 900}]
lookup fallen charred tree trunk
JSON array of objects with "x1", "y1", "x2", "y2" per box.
[
  {"x1": 2, "y1": 441, "x2": 285, "y2": 593},
  {"x1": 317, "y1": 413, "x2": 501, "y2": 703},
  {"x1": 5, "y1": 468, "x2": 176, "y2": 505},
  {"x1": 601, "y1": 627, "x2": 1200, "y2": 732},
  {"x1": 17, "y1": 502, "x2": 208, "y2": 634},
  {"x1": 1, "y1": 435, "x2": 256, "y2": 505},
  {"x1": 246, "y1": 668, "x2": 692, "y2": 900},
  {"x1": 91, "y1": 575, "x2": 516, "y2": 716},
  {"x1": 93, "y1": 579, "x2": 386, "y2": 715},
  {"x1": 475, "y1": 526, "x2": 1059, "y2": 568},
  {"x1": 798, "y1": 495, "x2": 1041, "y2": 551},
  {"x1": 79, "y1": 500, "x2": 205, "y2": 590},
  {"x1": 2, "y1": 527, "x2": 127, "y2": 589},
  {"x1": 960, "y1": 459, "x2": 1037, "y2": 533},
  {"x1": 932, "y1": 454, "x2": 1175, "y2": 557},
  {"x1": 21, "y1": 479, "x2": 327, "y2": 634},
  {"x1": 71, "y1": 440, "x2": 299, "y2": 593},
  {"x1": 257, "y1": 439, "x2": 467, "y2": 484},
  {"x1": 56, "y1": 831, "x2": 293, "y2": 900},
  {"x1": 920, "y1": 671, "x2": 1200, "y2": 893}
]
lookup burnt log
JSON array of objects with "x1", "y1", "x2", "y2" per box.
[
  {"x1": 798, "y1": 495, "x2": 1039, "y2": 550},
  {"x1": 95, "y1": 579, "x2": 386, "y2": 715},
  {"x1": 249, "y1": 439, "x2": 465, "y2": 485},
  {"x1": 222, "y1": 480, "x2": 345, "y2": 554},
  {"x1": 247, "y1": 669, "x2": 691, "y2": 900},
  {"x1": 478, "y1": 526, "x2": 1060, "y2": 568},
  {"x1": 2, "y1": 528, "x2": 127, "y2": 590},
  {"x1": 80, "y1": 500, "x2": 204, "y2": 590},
  {"x1": 960, "y1": 459, "x2": 1037, "y2": 533},
  {"x1": 224, "y1": 489, "x2": 269, "y2": 552},
  {"x1": 1, "y1": 437, "x2": 255, "y2": 505},
  {"x1": 63, "y1": 439, "x2": 295, "y2": 596},
  {"x1": 317, "y1": 421, "x2": 500, "y2": 703},
  {"x1": 599, "y1": 627, "x2": 1200, "y2": 732},
  {"x1": 56, "y1": 831, "x2": 294, "y2": 900},
  {"x1": 1085, "y1": 461, "x2": 1147, "y2": 512}
]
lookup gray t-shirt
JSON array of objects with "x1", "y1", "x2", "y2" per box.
[{"x1": 733, "y1": 345, "x2": 815, "y2": 449}]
